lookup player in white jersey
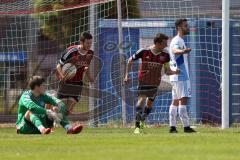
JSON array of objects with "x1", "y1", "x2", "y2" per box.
[{"x1": 168, "y1": 19, "x2": 196, "y2": 133}]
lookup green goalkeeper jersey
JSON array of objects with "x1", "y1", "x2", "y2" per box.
[{"x1": 16, "y1": 90, "x2": 61, "y2": 127}]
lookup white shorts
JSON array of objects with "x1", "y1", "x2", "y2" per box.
[{"x1": 171, "y1": 80, "x2": 191, "y2": 99}]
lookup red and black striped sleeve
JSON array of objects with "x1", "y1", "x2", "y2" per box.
[
  {"x1": 131, "y1": 48, "x2": 145, "y2": 61},
  {"x1": 59, "y1": 46, "x2": 78, "y2": 65}
]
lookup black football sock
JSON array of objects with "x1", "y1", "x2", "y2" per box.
[{"x1": 135, "y1": 106, "x2": 142, "y2": 128}]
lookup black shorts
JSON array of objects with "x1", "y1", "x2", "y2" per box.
[
  {"x1": 138, "y1": 85, "x2": 158, "y2": 101},
  {"x1": 57, "y1": 81, "x2": 83, "y2": 102}
]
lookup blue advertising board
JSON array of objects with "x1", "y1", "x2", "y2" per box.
[{"x1": 0, "y1": 52, "x2": 26, "y2": 63}]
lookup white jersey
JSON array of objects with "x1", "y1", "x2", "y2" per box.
[{"x1": 169, "y1": 35, "x2": 190, "y2": 82}]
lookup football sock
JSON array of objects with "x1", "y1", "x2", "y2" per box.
[
  {"x1": 135, "y1": 106, "x2": 142, "y2": 128},
  {"x1": 179, "y1": 105, "x2": 190, "y2": 127},
  {"x1": 169, "y1": 105, "x2": 178, "y2": 127},
  {"x1": 29, "y1": 114, "x2": 44, "y2": 131}
]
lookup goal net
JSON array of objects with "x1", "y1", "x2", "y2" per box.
[
  {"x1": 100, "y1": 0, "x2": 223, "y2": 126},
  {"x1": 0, "y1": 0, "x2": 228, "y2": 127}
]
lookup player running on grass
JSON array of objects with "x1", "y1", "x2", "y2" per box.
[
  {"x1": 124, "y1": 33, "x2": 180, "y2": 134},
  {"x1": 168, "y1": 19, "x2": 196, "y2": 133},
  {"x1": 16, "y1": 76, "x2": 82, "y2": 134},
  {"x1": 56, "y1": 32, "x2": 94, "y2": 114}
]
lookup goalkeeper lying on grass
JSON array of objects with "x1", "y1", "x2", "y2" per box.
[{"x1": 16, "y1": 75, "x2": 83, "y2": 134}]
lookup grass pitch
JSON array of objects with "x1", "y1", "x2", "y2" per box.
[{"x1": 0, "y1": 127, "x2": 240, "y2": 160}]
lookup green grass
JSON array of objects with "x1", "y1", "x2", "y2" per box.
[{"x1": 0, "y1": 127, "x2": 240, "y2": 160}]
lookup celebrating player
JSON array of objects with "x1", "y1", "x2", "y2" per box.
[
  {"x1": 168, "y1": 19, "x2": 196, "y2": 133},
  {"x1": 16, "y1": 76, "x2": 83, "y2": 134},
  {"x1": 56, "y1": 32, "x2": 94, "y2": 114},
  {"x1": 124, "y1": 33, "x2": 179, "y2": 134}
]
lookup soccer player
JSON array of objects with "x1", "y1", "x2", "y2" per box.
[
  {"x1": 124, "y1": 33, "x2": 179, "y2": 134},
  {"x1": 168, "y1": 19, "x2": 196, "y2": 133},
  {"x1": 16, "y1": 76, "x2": 83, "y2": 134},
  {"x1": 56, "y1": 32, "x2": 94, "y2": 114}
]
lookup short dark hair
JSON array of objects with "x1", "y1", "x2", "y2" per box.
[
  {"x1": 28, "y1": 76, "x2": 45, "y2": 90},
  {"x1": 154, "y1": 33, "x2": 168, "y2": 44},
  {"x1": 80, "y1": 32, "x2": 93, "y2": 42},
  {"x1": 175, "y1": 19, "x2": 188, "y2": 30}
]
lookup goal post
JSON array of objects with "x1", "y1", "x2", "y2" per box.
[
  {"x1": 117, "y1": 0, "x2": 127, "y2": 126},
  {"x1": 221, "y1": 0, "x2": 230, "y2": 129}
]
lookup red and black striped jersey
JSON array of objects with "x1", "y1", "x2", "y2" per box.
[
  {"x1": 58, "y1": 45, "x2": 94, "y2": 82},
  {"x1": 131, "y1": 48, "x2": 170, "y2": 86}
]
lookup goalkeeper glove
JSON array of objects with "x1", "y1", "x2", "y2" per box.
[{"x1": 46, "y1": 109, "x2": 61, "y2": 123}]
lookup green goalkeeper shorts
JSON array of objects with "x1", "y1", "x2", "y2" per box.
[{"x1": 16, "y1": 116, "x2": 54, "y2": 134}]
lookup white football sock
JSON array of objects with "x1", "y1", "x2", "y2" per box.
[
  {"x1": 169, "y1": 105, "x2": 178, "y2": 127},
  {"x1": 179, "y1": 105, "x2": 190, "y2": 127}
]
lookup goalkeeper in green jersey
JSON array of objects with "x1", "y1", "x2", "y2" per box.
[{"x1": 16, "y1": 75, "x2": 83, "y2": 134}]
